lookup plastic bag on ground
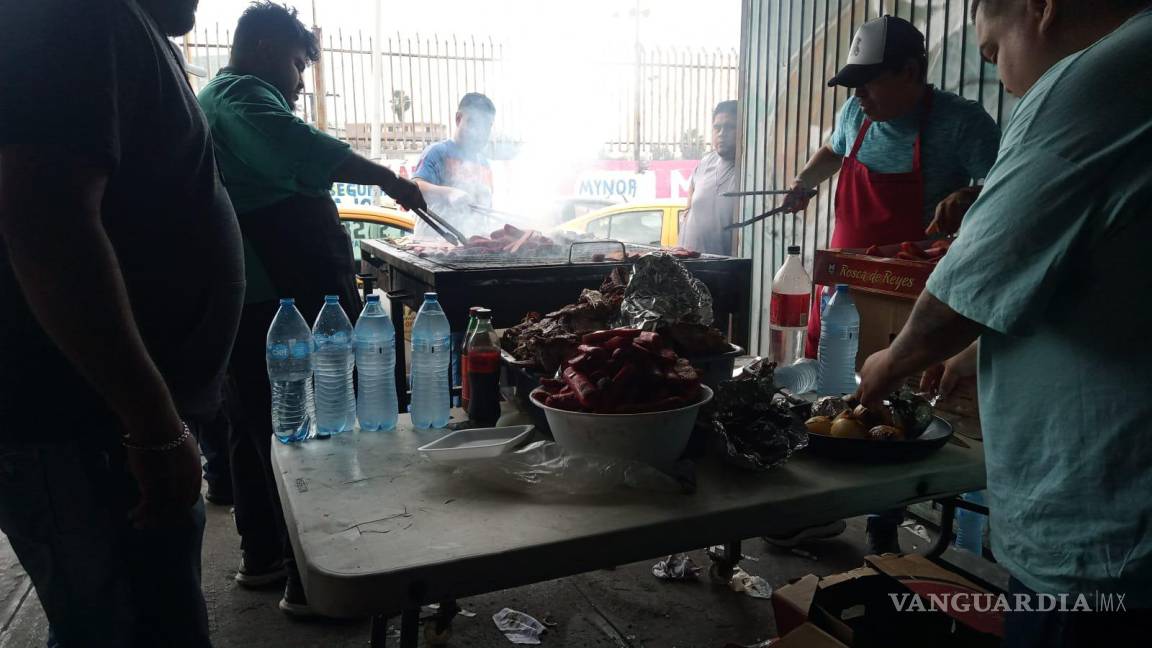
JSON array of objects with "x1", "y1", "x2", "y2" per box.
[{"x1": 493, "y1": 607, "x2": 546, "y2": 645}]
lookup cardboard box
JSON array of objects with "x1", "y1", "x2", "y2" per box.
[
  {"x1": 771, "y1": 555, "x2": 1002, "y2": 648},
  {"x1": 812, "y1": 243, "x2": 938, "y2": 299}
]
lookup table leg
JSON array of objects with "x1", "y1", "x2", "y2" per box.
[
  {"x1": 927, "y1": 496, "x2": 991, "y2": 558},
  {"x1": 370, "y1": 615, "x2": 390, "y2": 648},
  {"x1": 707, "y1": 539, "x2": 742, "y2": 583},
  {"x1": 399, "y1": 608, "x2": 420, "y2": 648},
  {"x1": 424, "y1": 599, "x2": 458, "y2": 646}
]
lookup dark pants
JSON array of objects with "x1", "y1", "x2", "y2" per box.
[
  {"x1": 1003, "y1": 577, "x2": 1151, "y2": 647},
  {"x1": 190, "y1": 394, "x2": 233, "y2": 500},
  {"x1": 228, "y1": 286, "x2": 359, "y2": 578},
  {"x1": 227, "y1": 299, "x2": 294, "y2": 571},
  {"x1": 0, "y1": 443, "x2": 210, "y2": 648}
]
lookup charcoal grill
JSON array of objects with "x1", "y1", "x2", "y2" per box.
[{"x1": 360, "y1": 238, "x2": 752, "y2": 407}]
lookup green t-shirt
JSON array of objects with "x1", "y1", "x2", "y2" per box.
[
  {"x1": 198, "y1": 69, "x2": 352, "y2": 303},
  {"x1": 197, "y1": 69, "x2": 351, "y2": 213},
  {"x1": 927, "y1": 9, "x2": 1152, "y2": 604}
]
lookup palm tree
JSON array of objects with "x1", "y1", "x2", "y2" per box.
[{"x1": 390, "y1": 90, "x2": 411, "y2": 123}]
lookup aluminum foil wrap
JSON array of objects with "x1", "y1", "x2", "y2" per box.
[
  {"x1": 618, "y1": 252, "x2": 713, "y2": 329},
  {"x1": 707, "y1": 359, "x2": 808, "y2": 471}
]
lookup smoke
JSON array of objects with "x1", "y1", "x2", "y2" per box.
[{"x1": 483, "y1": 2, "x2": 640, "y2": 230}]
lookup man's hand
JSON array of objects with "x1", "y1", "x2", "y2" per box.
[
  {"x1": 781, "y1": 182, "x2": 814, "y2": 213},
  {"x1": 920, "y1": 343, "x2": 978, "y2": 397},
  {"x1": 855, "y1": 349, "x2": 907, "y2": 410},
  {"x1": 927, "y1": 186, "x2": 982, "y2": 236},
  {"x1": 124, "y1": 414, "x2": 203, "y2": 529},
  {"x1": 445, "y1": 188, "x2": 471, "y2": 209},
  {"x1": 383, "y1": 175, "x2": 427, "y2": 212}
]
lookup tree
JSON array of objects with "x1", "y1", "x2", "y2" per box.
[
  {"x1": 390, "y1": 90, "x2": 411, "y2": 122},
  {"x1": 679, "y1": 128, "x2": 706, "y2": 160}
]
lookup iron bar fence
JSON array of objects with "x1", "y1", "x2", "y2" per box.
[
  {"x1": 182, "y1": 27, "x2": 738, "y2": 162},
  {"x1": 737, "y1": 0, "x2": 1017, "y2": 355}
]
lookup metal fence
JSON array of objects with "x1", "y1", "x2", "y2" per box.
[
  {"x1": 736, "y1": 0, "x2": 1017, "y2": 355},
  {"x1": 182, "y1": 26, "x2": 738, "y2": 161}
]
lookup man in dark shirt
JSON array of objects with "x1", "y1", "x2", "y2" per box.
[
  {"x1": 0, "y1": 1, "x2": 243, "y2": 646},
  {"x1": 198, "y1": 2, "x2": 424, "y2": 617}
]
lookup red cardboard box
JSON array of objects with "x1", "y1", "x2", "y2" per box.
[
  {"x1": 812, "y1": 243, "x2": 937, "y2": 299},
  {"x1": 771, "y1": 555, "x2": 1002, "y2": 647}
]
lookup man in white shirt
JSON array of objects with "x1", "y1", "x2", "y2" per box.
[{"x1": 677, "y1": 100, "x2": 738, "y2": 256}]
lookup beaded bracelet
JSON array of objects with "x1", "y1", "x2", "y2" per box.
[{"x1": 122, "y1": 421, "x2": 192, "y2": 452}]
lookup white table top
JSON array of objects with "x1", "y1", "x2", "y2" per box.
[{"x1": 272, "y1": 417, "x2": 985, "y2": 618}]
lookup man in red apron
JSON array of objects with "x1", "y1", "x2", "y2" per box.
[
  {"x1": 784, "y1": 16, "x2": 1000, "y2": 359},
  {"x1": 766, "y1": 15, "x2": 1001, "y2": 553}
]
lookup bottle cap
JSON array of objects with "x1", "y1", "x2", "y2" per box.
[
  {"x1": 324, "y1": 294, "x2": 339, "y2": 302},
  {"x1": 836, "y1": 284, "x2": 850, "y2": 292},
  {"x1": 469, "y1": 306, "x2": 482, "y2": 315},
  {"x1": 366, "y1": 295, "x2": 381, "y2": 303},
  {"x1": 476, "y1": 308, "x2": 493, "y2": 318},
  {"x1": 279, "y1": 297, "x2": 295, "y2": 305},
  {"x1": 787, "y1": 245, "x2": 801, "y2": 254},
  {"x1": 424, "y1": 292, "x2": 438, "y2": 300}
]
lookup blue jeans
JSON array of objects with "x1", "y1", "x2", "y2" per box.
[
  {"x1": 1003, "y1": 577, "x2": 1150, "y2": 647},
  {"x1": 0, "y1": 443, "x2": 211, "y2": 648}
]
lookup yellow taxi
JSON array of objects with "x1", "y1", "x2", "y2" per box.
[
  {"x1": 554, "y1": 199, "x2": 688, "y2": 247},
  {"x1": 337, "y1": 202, "x2": 414, "y2": 243}
]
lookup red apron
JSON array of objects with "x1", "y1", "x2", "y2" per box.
[{"x1": 804, "y1": 94, "x2": 931, "y2": 358}]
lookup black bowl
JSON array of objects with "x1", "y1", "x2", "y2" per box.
[{"x1": 805, "y1": 417, "x2": 954, "y2": 461}]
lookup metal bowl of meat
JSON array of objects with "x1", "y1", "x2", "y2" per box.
[{"x1": 530, "y1": 385, "x2": 713, "y2": 468}]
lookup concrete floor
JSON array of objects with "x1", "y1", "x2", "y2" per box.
[{"x1": 1, "y1": 490, "x2": 967, "y2": 648}]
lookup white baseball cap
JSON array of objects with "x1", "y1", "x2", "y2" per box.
[{"x1": 828, "y1": 15, "x2": 925, "y2": 88}]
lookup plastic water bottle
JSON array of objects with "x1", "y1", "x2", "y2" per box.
[
  {"x1": 774, "y1": 358, "x2": 818, "y2": 394},
  {"x1": 312, "y1": 295, "x2": 356, "y2": 436},
  {"x1": 820, "y1": 286, "x2": 834, "y2": 316},
  {"x1": 354, "y1": 295, "x2": 399, "y2": 431},
  {"x1": 410, "y1": 292, "x2": 451, "y2": 428},
  {"x1": 266, "y1": 298, "x2": 314, "y2": 443},
  {"x1": 816, "y1": 285, "x2": 860, "y2": 396},
  {"x1": 769, "y1": 245, "x2": 812, "y2": 366},
  {"x1": 954, "y1": 490, "x2": 988, "y2": 555}
]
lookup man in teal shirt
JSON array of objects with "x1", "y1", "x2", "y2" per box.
[
  {"x1": 858, "y1": 1, "x2": 1152, "y2": 644},
  {"x1": 198, "y1": 2, "x2": 424, "y2": 618}
]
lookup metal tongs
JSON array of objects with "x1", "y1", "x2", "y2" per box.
[
  {"x1": 413, "y1": 207, "x2": 467, "y2": 246},
  {"x1": 723, "y1": 188, "x2": 817, "y2": 231}
]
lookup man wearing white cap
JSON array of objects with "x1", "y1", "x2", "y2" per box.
[{"x1": 770, "y1": 15, "x2": 1001, "y2": 554}]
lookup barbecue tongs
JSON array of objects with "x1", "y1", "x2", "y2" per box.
[
  {"x1": 413, "y1": 207, "x2": 467, "y2": 246},
  {"x1": 722, "y1": 188, "x2": 817, "y2": 231}
]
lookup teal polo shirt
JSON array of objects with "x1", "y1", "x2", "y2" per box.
[{"x1": 927, "y1": 8, "x2": 1152, "y2": 605}]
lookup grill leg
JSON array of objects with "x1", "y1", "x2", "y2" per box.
[{"x1": 388, "y1": 290, "x2": 410, "y2": 412}]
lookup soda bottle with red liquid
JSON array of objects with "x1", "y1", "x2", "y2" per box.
[
  {"x1": 768, "y1": 245, "x2": 812, "y2": 366},
  {"x1": 460, "y1": 306, "x2": 481, "y2": 410},
  {"x1": 466, "y1": 308, "x2": 502, "y2": 427}
]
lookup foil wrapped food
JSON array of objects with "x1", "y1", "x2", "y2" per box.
[
  {"x1": 619, "y1": 252, "x2": 714, "y2": 329},
  {"x1": 707, "y1": 359, "x2": 808, "y2": 471}
]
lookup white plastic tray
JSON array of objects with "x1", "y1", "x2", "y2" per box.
[{"x1": 418, "y1": 425, "x2": 534, "y2": 463}]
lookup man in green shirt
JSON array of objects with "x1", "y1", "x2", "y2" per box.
[
  {"x1": 198, "y1": 2, "x2": 425, "y2": 617},
  {"x1": 858, "y1": 1, "x2": 1152, "y2": 645}
]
